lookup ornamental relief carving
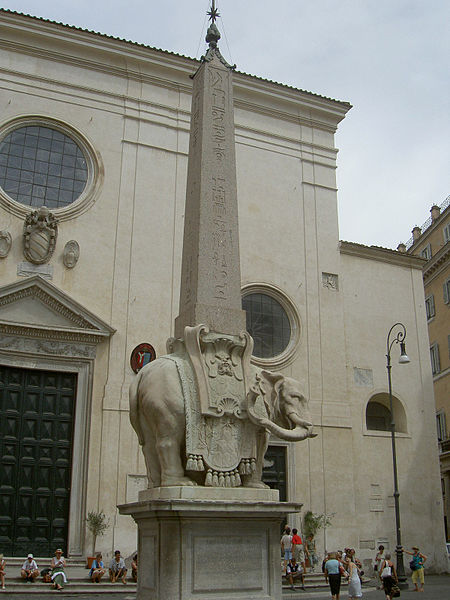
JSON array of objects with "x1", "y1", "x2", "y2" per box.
[
  {"x1": 0, "y1": 334, "x2": 96, "y2": 358},
  {"x1": 0, "y1": 230, "x2": 12, "y2": 257},
  {"x1": 23, "y1": 206, "x2": 58, "y2": 264},
  {"x1": 63, "y1": 240, "x2": 80, "y2": 268}
]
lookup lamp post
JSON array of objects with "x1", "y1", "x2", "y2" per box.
[{"x1": 386, "y1": 322, "x2": 410, "y2": 588}]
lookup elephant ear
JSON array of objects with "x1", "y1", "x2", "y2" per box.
[{"x1": 260, "y1": 370, "x2": 285, "y2": 417}]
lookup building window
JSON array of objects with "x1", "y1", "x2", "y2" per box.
[
  {"x1": 241, "y1": 284, "x2": 300, "y2": 367},
  {"x1": 430, "y1": 343, "x2": 441, "y2": 375},
  {"x1": 425, "y1": 294, "x2": 435, "y2": 320},
  {"x1": 436, "y1": 409, "x2": 447, "y2": 442},
  {"x1": 444, "y1": 278, "x2": 450, "y2": 305},
  {"x1": 0, "y1": 125, "x2": 88, "y2": 209},
  {"x1": 242, "y1": 292, "x2": 291, "y2": 359},
  {"x1": 366, "y1": 401, "x2": 392, "y2": 431},
  {"x1": 444, "y1": 223, "x2": 450, "y2": 244},
  {"x1": 420, "y1": 243, "x2": 432, "y2": 260}
]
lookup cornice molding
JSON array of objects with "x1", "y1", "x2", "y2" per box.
[
  {"x1": 339, "y1": 241, "x2": 426, "y2": 269},
  {"x1": 0, "y1": 13, "x2": 351, "y2": 128},
  {"x1": 423, "y1": 244, "x2": 450, "y2": 281}
]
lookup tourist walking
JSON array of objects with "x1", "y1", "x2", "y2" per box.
[
  {"x1": 403, "y1": 545, "x2": 426, "y2": 592},
  {"x1": 379, "y1": 552, "x2": 398, "y2": 600},
  {"x1": 21, "y1": 553, "x2": 39, "y2": 582},
  {"x1": 281, "y1": 527, "x2": 293, "y2": 573},
  {"x1": 324, "y1": 552, "x2": 342, "y2": 600},
  {"x1": 50, "y1": 549, "x2": 67, "y2": 590},
  {"x1": 374, "y1": 545, "x2": 385, "y2": 574},
  {"x1": 305, "y1": 534, "x2": 318, "y2": 572},
  {"x1": 89, "y1": 552, "x2": 106, "y2": 583},
  {"x1": 347, "y1": 556, "x2": 362, "y2": 599},
  {"x1": 0, "y1": 554, "x2": 5, "y2": 590}
]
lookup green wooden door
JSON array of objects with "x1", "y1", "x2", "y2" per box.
[
  {"x1": 0, "y1": 365, "x2": 77, "y2": 556},
  {"x1": 262, "y1": 445, "x2": 287, "y2": 501}
]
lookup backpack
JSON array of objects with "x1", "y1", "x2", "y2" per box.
[{"x1": 381, "y1": 561, "x2": 392, "y2": 578}]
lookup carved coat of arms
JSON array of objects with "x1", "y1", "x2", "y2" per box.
[{"x1": 23, "y1": 206, "x2": 58, "y2": 264}]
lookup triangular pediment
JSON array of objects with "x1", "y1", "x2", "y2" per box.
[{"x1": 0, "y1": 275, "x2": 115, "y2": 343}]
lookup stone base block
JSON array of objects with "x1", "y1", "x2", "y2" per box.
[
  {"x1": 119, "y1": 496, "x2": 302, "y2": 600},
  {"x1": 139, "y1": 485, "x2": 280, "y2": 502}
]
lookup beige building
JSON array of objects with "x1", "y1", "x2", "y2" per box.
[
  {"x1": 0, "y1": 10, "x2": 447, "y2": 570},
  {"x1": 402, "y1": 198, "x2": 450, "y2": 541}
]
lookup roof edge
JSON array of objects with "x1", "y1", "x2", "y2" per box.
[
  {"x1": 339, "y1": 240, "x2": 426, "y2": 269},
  {"x1": 0, "y1": 8, "x2": 351, "y2": 109}
]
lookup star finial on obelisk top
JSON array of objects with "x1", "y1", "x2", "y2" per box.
[
  {"x1": 207, "y1": 0, "x2": 220, "y2": 23},
  {"x1": 202, "y1": 0, "x2": 235, "y2": 69}
]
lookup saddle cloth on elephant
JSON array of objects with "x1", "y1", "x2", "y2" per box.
[{"x1": 165, "y1": 353, "x2": 259, "y2": 487}]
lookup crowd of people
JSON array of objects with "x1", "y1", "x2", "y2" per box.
[
  {"x1": 281, "y1": 526, "x2": 427, "y2": 597},
  {"x1": 0, "y1": 548, "x2": 139, "y2": 590}
]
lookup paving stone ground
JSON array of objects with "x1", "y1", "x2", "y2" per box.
[{"x1": 2, "y1": 574, "x2": 449, "y2": 599}]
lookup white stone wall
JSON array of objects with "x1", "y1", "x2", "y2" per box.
[{"x1": 0, "y1": 11, "x2": 446, "y2": 570}]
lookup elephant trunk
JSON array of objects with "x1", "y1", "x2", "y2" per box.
[{"x1": 247, "y1": 387, "x2": 316, "y2": 441}]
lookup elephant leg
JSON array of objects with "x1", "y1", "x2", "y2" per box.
[
  {"x1": 243, "y1": 429, "x2": 270, "y2": 489},
  {"x1": 157, "y1": 430, "x2": 197, "y2": 487},
  {"x1": 142, "y1": 440, "x2": 161, "y2": 488}
]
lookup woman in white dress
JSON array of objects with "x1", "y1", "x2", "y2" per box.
[{"x1": 347, "y1": 557, "x2": 362, "y2": 599}]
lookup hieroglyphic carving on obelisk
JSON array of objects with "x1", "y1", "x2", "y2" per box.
[{"x1": 174, "y1": 9, "x2": 246, "y2": 338}]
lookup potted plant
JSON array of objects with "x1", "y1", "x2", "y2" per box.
[
  {"x1": 85, "y1": 510, "x2": 109, "y2": 568},
  {"x1": 302, "y1": 510, "x2": 334, "y2": 569}
]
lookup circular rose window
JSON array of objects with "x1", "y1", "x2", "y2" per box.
[
  {"x1": 242, "y1": 292, "x2": 291, "y2": 358},
  {"x1": 0, "y1": 125, "x2": 88, "y2": 209},
  {"x1": 242, "y1": 285, "x2": 300, "y2": 367}
]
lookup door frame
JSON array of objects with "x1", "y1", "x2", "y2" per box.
[
  {"x1": 0, "y1": 275, "x2": 115, "y2": 557},
  {"x1": 0, "y1": 350, "x2": 92, "y2": 557}
]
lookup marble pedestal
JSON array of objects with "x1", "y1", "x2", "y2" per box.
[{"x1": 118, "y1": 487, "x2": 302, "y2": 600}]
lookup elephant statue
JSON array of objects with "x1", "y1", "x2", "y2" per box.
[{"x1": 129, "y1": 349, "x2": 315, "y2": 489}]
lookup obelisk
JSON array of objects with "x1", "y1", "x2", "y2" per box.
[
  {"x1": 174, "y1": 4, "x2": 246, "y2": 338},
  {"x1": 120, "y1": 6, "x2": 306, "y2": 598}
]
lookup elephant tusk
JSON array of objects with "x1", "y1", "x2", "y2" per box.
[{"x1": 287, "y1": 411, "x2": 313, "y2": 429}]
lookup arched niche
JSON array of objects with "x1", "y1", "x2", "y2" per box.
[{"x1": 365, "y1": 392, "x2": 407, "y2": 434}]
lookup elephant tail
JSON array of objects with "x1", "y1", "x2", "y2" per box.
[{"x1": 129, "y1": 369, "x2": 145, "y2": 446}]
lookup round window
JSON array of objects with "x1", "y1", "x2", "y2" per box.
[
  {"x1": 242, "y1": 292, "x2": 291, "y2": 359},
  {"x1": 0, "y1": 125, "x2": 88, "y2": 209}
]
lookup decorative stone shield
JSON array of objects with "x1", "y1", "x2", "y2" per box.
[
  {"x1": 0, "y1": 230, "x2": 12, "y2": 258},
  {"x1": 23, "y1": 206, "x2": 58, "y2": 264},
  {"x1": 63, "y1": 240, "x2": 80, "y2": 268}
]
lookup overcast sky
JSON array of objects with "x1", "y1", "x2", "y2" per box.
[{"x1": 2, "y1": 1, "x2": 449, "y2": 248}]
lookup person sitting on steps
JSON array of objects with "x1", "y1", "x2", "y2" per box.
[
  {"x1": 109, "y1": 550, "x2": 127, "y2": 584},
  {"x1": 286, "y1": 556, "x2": 305, "y2": 591},
  {"x1": 89, "y1": 552, "x2": 106, "y2": 583},
  {"x1": 21, "y1": 553, "x2": 39, "y2": 583}
]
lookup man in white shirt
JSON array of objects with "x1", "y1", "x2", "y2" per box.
[
  {"x1": 21, "y1": 554, "x2": 39, "y2": 582},
  {"x1": 281, "y1": 526, "x2": 293, "y2": 573},
  {"x1": 109, "y1": 550, "x2": 127, "y2": 584}
]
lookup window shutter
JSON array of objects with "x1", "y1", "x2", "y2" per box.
[
  {"x1": 444, "y1": 280, "x2": 450, "y2": 304},
  {"x1": 444, "y1": 224, "x2": 450, "y2": 244}
]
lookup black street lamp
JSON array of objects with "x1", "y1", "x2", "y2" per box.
[{"x1": 386, "y1": 322, "x2": 410, "y2": 588}]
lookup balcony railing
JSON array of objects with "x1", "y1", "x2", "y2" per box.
[{"x1": 406, "y1": 195, "x2": 450, "y2": 250}]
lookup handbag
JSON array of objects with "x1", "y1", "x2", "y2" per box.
[
  {"x1": 391, "y1": 583, "x2": 401, "y2": 597},
  {"x1": 409, "y1": 559, "x2": 417, "y2": 571}
]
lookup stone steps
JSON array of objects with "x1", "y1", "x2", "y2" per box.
[{"x1": 1, "y1": 561, "x2": 137, "y2": 594}]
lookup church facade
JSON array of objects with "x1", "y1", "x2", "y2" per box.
[{"x1": 0, "y1": 10, "x2": 447, "y2": 571}]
